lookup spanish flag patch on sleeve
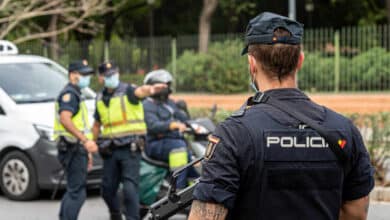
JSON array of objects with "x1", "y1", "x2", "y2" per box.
[{"x1": 205, "y1": 135, "x2": 220, "y2": 160}]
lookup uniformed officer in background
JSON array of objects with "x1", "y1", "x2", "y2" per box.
[
  {"x1": 54, "y1": 60, "x2": 98, "y2": 220},
  {"x1": 92, "y1": 61, "x2": 166, "y2": 220},
  {"x1": 189, "y1": 12, "x2": 375, "y2": 220}
]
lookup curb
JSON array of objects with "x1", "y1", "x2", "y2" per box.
[{"x1": 370, "y1": 186, "x2": 390, "y2": 202}]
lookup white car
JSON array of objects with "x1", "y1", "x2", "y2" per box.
[{"x1": 0, "y1": 41, "x2": 102, "y2": 200}]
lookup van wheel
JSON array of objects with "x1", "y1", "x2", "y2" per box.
[{"x1": 0, "y1": 151, "x2": 39, "y2": 200}]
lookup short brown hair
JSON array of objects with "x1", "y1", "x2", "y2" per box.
[{"x1": 248, "y1": 28, "x2": 301, "y2": 80}]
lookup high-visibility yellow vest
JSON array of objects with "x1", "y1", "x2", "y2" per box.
[
  {"x1": 53, "y1": 93, "x2": 92, "y2": 143},
  {"x1": 96, "y1": 83, "x2": 147, "y2": 139}
]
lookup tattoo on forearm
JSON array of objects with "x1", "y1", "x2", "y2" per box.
[{"x1": 190, "y1": 200, "x2": 228, "y2": 220}]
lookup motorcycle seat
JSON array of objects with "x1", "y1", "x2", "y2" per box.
[{"x1": 141, "y1": 151, "x2": 170, "y2": 169}]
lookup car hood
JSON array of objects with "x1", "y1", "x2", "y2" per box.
[{"x1": 13, "y1": 99, "x2": 95, "y2": 128}]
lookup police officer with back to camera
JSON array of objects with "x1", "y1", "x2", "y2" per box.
[
  {"x1": 54, "y1": 60, "x2": 98, "y2": 220},
  {"x1": 92, "y1": 61, "x2": 166, "y2": 220},
  {"x1": 188, "y1": 12, "x2": 375, "y2": 220}
]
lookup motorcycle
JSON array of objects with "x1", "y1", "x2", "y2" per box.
[{"x1": 138, "y1": 115, "x2": 215, "y2": 217}]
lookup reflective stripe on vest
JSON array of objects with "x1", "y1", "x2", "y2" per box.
[
  {"x1": 97, "y1": 93, "x2": 147, "y2": 139},
  {"x1": 53, "y1": 100, "x2": 92, "y2": 143}
]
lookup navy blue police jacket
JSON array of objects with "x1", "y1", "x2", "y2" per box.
[
  {"x1": 57, "y1": 83, "x2": 82, "y2": 116},
  {"x1": 193, "y1": 88, "x2": 374, "y2": 220},
  {"x1": 142, "y1": 98, "x2": 189, "y2": 142}
]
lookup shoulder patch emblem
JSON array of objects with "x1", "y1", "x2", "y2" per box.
[
  {"x1": 205, "y1": 135, "x2": 220, "y2": 160},
  {"x1": 62, "y1": 93, "x2": 71, "y2": 102}
]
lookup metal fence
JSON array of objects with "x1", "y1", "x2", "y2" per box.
[
  {"x1": 301, "y1": 25, "x2": 390, "y2": 92},
  {"x1": 16, "y1": 25, "x2": 390, "y2": 92}
]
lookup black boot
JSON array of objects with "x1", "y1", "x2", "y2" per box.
[{"x1": 110, "y1": 212, "x2": 123, "y2": 220}]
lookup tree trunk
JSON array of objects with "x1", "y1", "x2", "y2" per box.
[
  {"x1": 103, "y1": 0, "x2": 114, "y2": 61},
  {"x1": 104, "y1": 0, "x2": 115, "y2": 43},
  {"x1": 387, "y1": 0, "x2": 390, "y2": 24},
  {"x1": 48, "y1": 14, "x2": 59, "y2": 60},
  {"x1": 75, "y1": 31, "x2": 92, "y2": 60},
  {"x1": 198, "y1": 0, "x2": 218, "y2": 53}
]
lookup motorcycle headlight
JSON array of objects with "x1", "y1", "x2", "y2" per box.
[
  {"x1": 190, "y1": 123, "x2": 209, "y2": 135},
  {"x1": 33, "y1": 124, "x2": 55, "y2": 141}
]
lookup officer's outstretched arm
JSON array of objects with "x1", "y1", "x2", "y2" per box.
[
  {"x1": 188, "y1": 200, "x2": 228, "y2": 220},
  {"x1": 134, "y1": 83, "x2": 167, "y2": 98},
  {"x1": 60, "y1": 110, "x2": 89, "y2": 142},
  {"x1": 339, "y1": 195, "x2": 369, "y2": 220}
]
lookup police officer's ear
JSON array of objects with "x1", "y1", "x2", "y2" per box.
[
  {"x1": 296, "y1": 51, "x2": 305, "y2": 71},
  {"x1": 247, "y1": 55, "x2": 258, "y2": 76}
]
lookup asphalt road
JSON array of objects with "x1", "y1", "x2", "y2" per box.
[
  {"x1": 0, "y1": 191, "x2": 388, "y2": 220},
  {"x1": 0, "y1": 190, "x2": 186, "y2": 220}
]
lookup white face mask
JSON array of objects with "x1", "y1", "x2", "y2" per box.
[
  {"x1": 104, "y1": 73, "x2": 120, "y2": 89},
  {"x1": 77, "y1": 75, "x2": 91, "y2": 89}
]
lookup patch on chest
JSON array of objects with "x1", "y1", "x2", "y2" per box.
[{"x1": 205, "y1": 135, "x2": 220, "y2": 160}]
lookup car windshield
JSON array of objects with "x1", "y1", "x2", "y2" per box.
[{"x1": 0, "y1": 62, "x2": 68, "y2": 104}]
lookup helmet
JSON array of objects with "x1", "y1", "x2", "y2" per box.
[{"x1": 144, "y1": 69, "x2": 173, "y2": 85}]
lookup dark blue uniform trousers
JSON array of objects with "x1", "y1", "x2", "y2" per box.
[
  {"x1": 58, "y1": 145, "x2": 88, "y2": 220},
  {"x1": 101, "y1": 147, "x2": 140, "y2": 220}
]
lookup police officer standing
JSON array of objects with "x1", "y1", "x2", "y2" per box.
[
  {"x1": 92, "y1": 62, "x2": 166, "y2": 220},
  {"x1": 189, "y1": 12, "x2": 375, "y2": 220},
  {"x1": 54, "y1": 60, "x2": 98, "y2": 220}
]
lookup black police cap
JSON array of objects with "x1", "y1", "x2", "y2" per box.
[
  {"x1": 68, "y1": 60, "x2": 94, "y2": 75},
  {"x1": 98, "y1": 61, "x2": 119, "y2": 77},
  {"x1": 242, "y1": 12, "x2": 304, "y2": 55}
]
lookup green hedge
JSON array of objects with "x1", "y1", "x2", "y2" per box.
[
  {"x1": 299, "y1": 48, "x2": 390, "y2": 92},
  {"x1": 172, "y1": 40, "x2": 390, "y2": 93},
  {"x1": 171, "y1": 40, "x2": 249, "y2": 93}
]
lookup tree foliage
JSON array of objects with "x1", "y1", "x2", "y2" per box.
[
  {"x1": 0, "y1": 0, "x2": 115, "y2": 43},
  {"x1": 2, "y1": 0, "x2": 390, "y2": 44}
]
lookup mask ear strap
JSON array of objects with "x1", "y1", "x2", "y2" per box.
[{"x1": 250, "y1": 73, "x2": 259, "y2": 92}]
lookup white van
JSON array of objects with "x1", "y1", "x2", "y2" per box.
[{"x1": 0, "y1": 41, "x2": 102, "y2": 200}]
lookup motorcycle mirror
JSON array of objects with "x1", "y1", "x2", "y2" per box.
[{"x1": 176, "y1": 99, "x2": 190, "y2": 118}]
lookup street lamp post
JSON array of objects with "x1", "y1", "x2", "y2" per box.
[
  {"x1": 289, "y1": 0, "x2": 296, "y2": 20},
  {"x1": 147, "y1": 0, "x2": 155, "y2": 71}
]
